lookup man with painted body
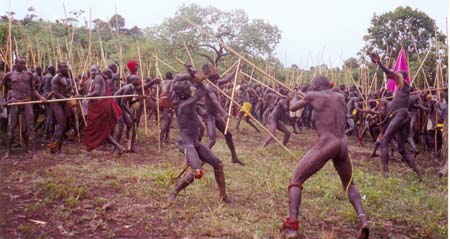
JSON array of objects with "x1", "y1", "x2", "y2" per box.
[
  {"x1": 2, "y1": 58, "x2": 47, "y2": 160},
  {"x1": 47, "y1": 63, "x2": 74, "y2": 157},
  {"x1": 201, "y1": 63, "x2": 244, "y2": 165},
  {"x1": 280, "y1": 76, "x2": 369, "y2": 239},
  {"x1": 168, "y1": 66, "x2": 231, "y2": 203},
  {"x1": 370, "y1": 53, "x2": 421, "y2": 179},
  {"x1": 262, "y1": 98, "x2": 291, "y2": 147}
]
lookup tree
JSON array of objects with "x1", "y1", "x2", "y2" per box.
[
  {"x1": 362, "y1": 6, "x2": 446, "y2": 60},
  {"x1": 150, "y1": 4, "x2": 281, "y2": 66},
  {"x1": 344, "y1": 57, "x2": 359, "y2": 69},
  {"x1": 361, "y1": 6, "x2": 447, "y2": 87},
  {"x1": 109, "y1": 14, "x2": 125, "y2": 32}
]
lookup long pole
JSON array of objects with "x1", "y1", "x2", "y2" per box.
[
  {"x1": 155, "y1": 57, "x2": 164, "y2": 153},
  {"x1": 7, "y1": 94, "x2": 139, "y2": 106},
  {"x1": 136, "y1": 40, "x2": 148, "y2": 135},
  {"x1": 224, "y1": 58, "x2": 241, "y2": 134}
]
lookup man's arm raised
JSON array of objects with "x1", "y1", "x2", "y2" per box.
[{"x1": 370, "y1": 53, "x2": 403, "y2": 88}]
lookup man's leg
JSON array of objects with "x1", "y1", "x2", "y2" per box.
[
  {"x1": 277, "y1": 121, "x2": 291, "y2": 146},
  {"x1": 24, "y1": 105, "x2": 37, "y2": 159},
  {"x1": 244, "y1": 117, "x2": 260, "y2": 132},
  {"x1": 380, "y1": 112, "x2": 408, "y2": 178},
  {"x1": 205, "y1": 115, "x2": 217, "y2": 148},
  {"x1": 3, "y1": 106, "x2": 19, "y2": 159},
  {"x1": 332, "y1": 140, "x2": 369, "y2": 239},
  {"x1": 396, "y1": 123, "x2": 422, "y2": 180},
  {"x1": 168, "y1": 136, "x2": 203, "y2": 202},
  {"x1": 263, "y1": 120, "x2": 277, "y2": 147},
  {"x1": 215, "y1": 116, "x2": 244, "y2": 165},
  {"x1": 196, "y1": 143, "x2": 231, "y2": 203},
  {"x1": 282, "y1": 138, "x2": 338, "y2": 238},
  {"x1": 50, "y1": 103, "x2": 66, "y2": 157}
]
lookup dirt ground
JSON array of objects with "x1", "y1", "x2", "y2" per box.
[{"x1": 0, "y1": 121, "x2": 447, "y2": 239}]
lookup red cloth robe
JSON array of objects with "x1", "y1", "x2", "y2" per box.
[{"x1": 85, "y1": 76, "x2": 122, "y2": 150}]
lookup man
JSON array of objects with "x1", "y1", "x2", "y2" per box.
[
  {"x1": 407, "y1": 91, "x2": 429, "y2": 155},
  {"x1": 2, "y1": 58, "x2": 47, "y2": 160},
  {"x1": 159, "y1": 71, "x2": 175, "y2": 144},
  {"x1": 234, "y1": 84, "x2": 260, "y2": 133},
  {"x1": 280, "y1": 76, "x2": 369, "y2": 239},
  {"x1": 47, "y1": 62, "x2": 73, "y2": 157},
  {"x1": 201, "y1": 63, "x2": 244, "y2": 165},
  {"x1": 42, "y1": 65, "x2": 57, "y2": 140},
  {"x1": 345, "y1": 92, "x2": 363, "y2": 138},
  {"x1": 107, "y1": 63, "x2": 121, "y2": 94},
  {"x1": 168, "y1": 67, "x2": 231, "y2": 203},
  {"x1": 84, "y1": 64, "x2": 125, "y2": 156},
  {"x1": 114, "y1": 74, "x2": 160, "y2": 152},
  {"x1": 262, "y1": 98, "x2": 291, "y2": 147},
  {"x1": 370, "y1": 53, "x2": 421, "y2": 179}
]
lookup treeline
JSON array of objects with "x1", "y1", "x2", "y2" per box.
[{"x1": 0, "y1": 4, "x2": 447, "y2": 91}]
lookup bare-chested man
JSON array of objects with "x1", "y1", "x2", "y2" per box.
[
  {"x1": 159, "y1": 71, "x2": 175, "y2": 144},
  {"x1": 47, "y1": 62, "x2": 73, "y2": 157},
  {"x1": 280, "y1": 76, "x2": 369, "y2": 239},
  {"x1": 42, "y1": 65, "x2": 56, "y2": 140},
  {"x1": 2, "y1": 58, "x2": 47, "y2": 160},
  {"x1": 370, "y1": 53, "x2": 421, "y2": 179},
  {"x1": 168, "y1": 68, "x2": 231, "y2": 203},
  {"x1": 262, "y1": 98, "x2": 291, "y2": 147},
  {"x1": 201, "y1": 63, "x2": 244, "y2": 165},
  {"x1": 114, "y1": 75, "x2": 160, "y2": 152},
  {"x1": 235, "y1": 84, "x2": 260, "y2": 133}
]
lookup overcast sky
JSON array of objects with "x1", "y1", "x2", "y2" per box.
[{"x1": 2, "y1": 0, "x2": 448, "y2": 68}]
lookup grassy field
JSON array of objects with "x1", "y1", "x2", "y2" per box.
[{"x1": 0, "y1": 120, "x2": 447, "y2": 239}]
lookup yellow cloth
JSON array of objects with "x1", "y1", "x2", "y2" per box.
[
  {"x1": 240, "y1": 102, "x2": 252, "y2": 118},
  {"x1": 352, "y1": 109, "x2": 357, "y2": 116}
]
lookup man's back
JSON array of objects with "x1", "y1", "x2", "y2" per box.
[{"x1": 307, "y1": 91, "x2": 346, "y2": 138}]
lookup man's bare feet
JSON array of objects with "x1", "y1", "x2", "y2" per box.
[
  {"x1": 232, "y1": 158, "x2": 245, "y2": 166},
  {"x1": 2, "y1": 153, "x2": 10, "y2": 160},
  {"x1": 357, "y1": 222, "x2": 369, "y2": 239}
]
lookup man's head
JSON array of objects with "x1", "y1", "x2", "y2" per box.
[
  {"x1": 90, "y1": 64, "x2": 100, "y2": 78},
  {"x1": 165, "y1": 71, "x2": 173, "y2": 80},
  {"x1": 396, "y1": 70, "x2": 408, "y2": 80},
  {"x1": 35, "y1": 66, "x2": 42, "y2": 75},
  {"x1": 47, "y1": 65, "x2": 56, "y2": 75},
  {"x1": 57, "y1": 62, "x2": 69, "y2": 76},
  {"x1": 14, "y1": 58, "x2": 26, "y2": 72},
  {"x1": 201, "y1": 63, "x2": 219, "y2": 80},
  {"x1": 310, "y1": 75, "x2": 330, "y2": 91},
  {"x1": 173, "y1": 80, "x2": 192, "y2": 100},
  {"x1": 127, "y1": 60, "x2": 139, "y2": 75},
  {"x1": 108, "y1": 63, "x2": 118, "y2": 73},
  {"x1": 129, "y1": 75, "x2": 140, "y2": 86},
  {"x1": 103, "y1": 68, "x2": 113, "y2": 79}
]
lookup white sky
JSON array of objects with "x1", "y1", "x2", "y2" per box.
[{"x1": 2, "y1": 0, "x2": 448, "y2": 68}]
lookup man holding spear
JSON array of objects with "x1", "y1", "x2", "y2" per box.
[{"x1": 2, "y1": 58, "x2": 47, "y2": 160}]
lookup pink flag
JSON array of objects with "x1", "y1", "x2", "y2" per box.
[{"x1": 386, "y1": 47, "x2": 410, "y2": 93}]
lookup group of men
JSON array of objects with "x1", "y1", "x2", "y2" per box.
[{"x1": 0, "y1": 51, "x2": 447, "y2": 239}]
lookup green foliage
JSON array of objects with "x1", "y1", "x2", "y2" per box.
[{"x1": 361, "y1": 6, "x2": 447, "y2": 88}]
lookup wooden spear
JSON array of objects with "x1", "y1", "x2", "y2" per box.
[
  {"x1": 136, "y1": 40, "x2": 148, "y2": 135},
  {"x1": 7, "y1": 94, "x2": 139, "y2": 106},
  {"x1": 155, "y1": 56, "x2": 164, "y2": 153},
  {"x1": 224, "y1": 58, "x2": 241, "y2": 135}
]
